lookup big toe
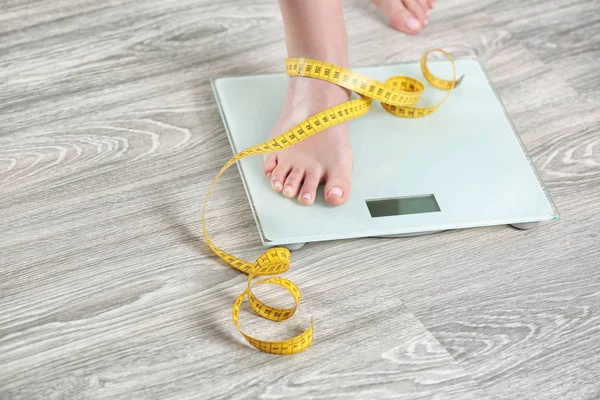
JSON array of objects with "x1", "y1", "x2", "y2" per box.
[
  {"x1": 374, "y1": 0, "x2": 423, "y2": 34},
  {"x1": 324, "y1": 168, "x2": 351, "y2": 206}
]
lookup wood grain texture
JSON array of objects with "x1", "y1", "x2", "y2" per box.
[
  {"x1": 1, "y1": 0, "x2": 598, "y2": 399},
  {"x1": 486, "y1": 0, "x2": 600, "y2": 97}
]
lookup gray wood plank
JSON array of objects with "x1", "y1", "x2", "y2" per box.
[
  {"x1": 1, "y1": 0, "x2": 598, "y2": 399},
  {"x1": 485, "y1": 0, "x2": 600, "y2": 97}
]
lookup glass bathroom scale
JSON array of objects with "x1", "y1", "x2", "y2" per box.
[{"x1": 211, "y1": 58, "x2": 559, "y2": 250}]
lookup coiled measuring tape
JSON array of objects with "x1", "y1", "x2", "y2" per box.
[{"x1": 203, "y1": 49, "x2": 463, "y2": 355}]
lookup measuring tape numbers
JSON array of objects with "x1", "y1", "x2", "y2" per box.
[{"x1": 202, "y1": 49, "x2": 463, "y2": 355}]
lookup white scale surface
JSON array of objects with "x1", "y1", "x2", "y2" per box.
[{"x1": 211, "y1": 58, "x2": 558, "y2": 249}]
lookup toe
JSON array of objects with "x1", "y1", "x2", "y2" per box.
[
  {"x1": 418, "y1": 0, "x2": 431, "y2": 9},
  {"x1": 402, "y1": 0, "x2": 427, "y2": 26},
  {"x1": 298, "y1": 169, "x2": 321, "y2": 206},
  {"x1": 283, "y1": 168, "x2": 305, "y2": 198},
  {"x1": 270, "y1": 162, "x2": 291, "y2": 193},
  {"x1": 264, "y1": 153, "x2": 277, "y2": 177},
  {"x1": 381, "y1": 0, "x2": 423, "y2": 34},
  {"x1": 416, "y1": 0, "x2": 432, "y2": 24},
  {"x1": 324, "y1": 167, "x2": 351, "y2": 206}
]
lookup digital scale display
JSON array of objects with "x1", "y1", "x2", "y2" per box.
[{"x1": 366, "y1": 194, "x2": 441, "y2": 218}]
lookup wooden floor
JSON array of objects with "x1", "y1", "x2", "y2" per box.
[{"x1": 1, "y1": 0, "x2": 599, "y2": 399}]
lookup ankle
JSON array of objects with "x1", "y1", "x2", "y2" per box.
[
  {"x1": 287, "y1": 76, "x2": 350, "y2": 104},
  {"x1": 285, "y1": 42, "x2": 348, "y2": 69}
]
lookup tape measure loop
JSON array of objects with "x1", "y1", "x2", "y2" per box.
[
  {"x1": 252, "y1": 248, "x2": 290, "y2": 277},
  {"x1": 247, "y1": 277, "x2": 300, "y2": 322}
]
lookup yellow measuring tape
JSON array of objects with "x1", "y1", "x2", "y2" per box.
[{"x1": 203, "y1": 49, "x2": 462, "y2": 355}]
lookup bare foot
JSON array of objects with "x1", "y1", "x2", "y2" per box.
[
  {"x1": 372, "y1": 0, "x2": 434, "y2": 34},
  {"x1": 263, "y1": 76, "x2": 353, "y2": 206}
]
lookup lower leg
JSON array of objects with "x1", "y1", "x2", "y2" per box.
[{"x1": 279, "y1": 0, "x2": 348, "y2": 64}]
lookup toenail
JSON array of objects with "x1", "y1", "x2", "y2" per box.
[
  {"x1": 267, "y1": 172, "x2": 271, "y2": 178},
  {"x1": 406, "y1": 17, "x2": 421, "y2": 31},
  {"x1": 302, "y1": 193, "x2": 312, "y2": 200},
  {"x1": 424, "y1": 17, "x2": 430, "y2": 25},
  {"x1": 284, "y1": 185, "x2": 293, "y2": 194},
  {"x1": 426, "y1": 9, "x2": 431, "y2": 17},
  {"x1": 272, "y1": 181, "x2": 282, "y2": 190},
  {"x1": 328, "y1": 187, "x2": 343, "y2": 198}
]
